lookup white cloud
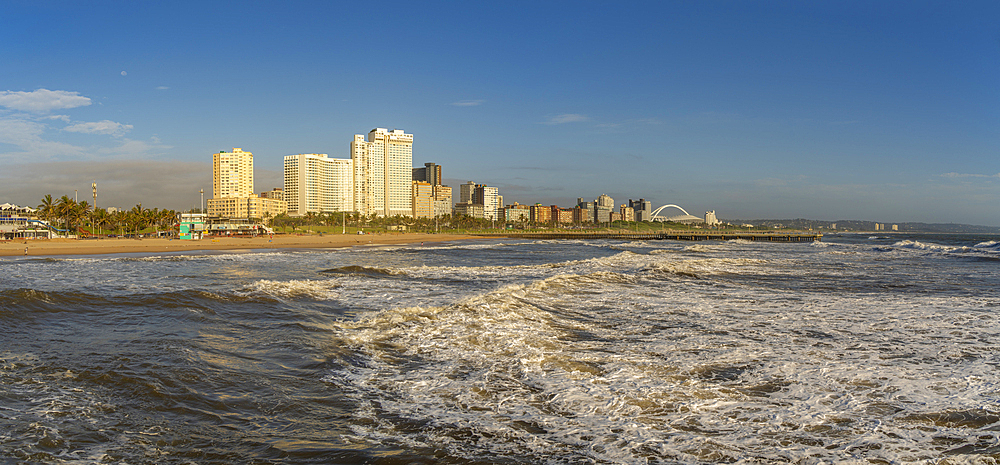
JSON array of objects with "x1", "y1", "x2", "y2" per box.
[
  {"x1": 544, "y1": 113, "x2": 589, "y2": 124},
  {"x1": 941, "y1": 172, "x2": 1000, "y2": 179},
  {"x1": 0, "y1": 89, "x2": 92, "y2": 112},
  {"x1": 156, "y1": 86, "x2": 169, "y2": 90},
  {"x1": 64, "y1": 120, "x2": 134, "y2": 137},
  {"x1": 451, "y1": 99, "x2": 484, "y2": 107},
  {"x1": 0, "y1": 116, "x2": 85, "y2": 159}
]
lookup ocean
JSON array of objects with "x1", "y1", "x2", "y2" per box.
[{"x1": 2, "y1": 233, "x2": 999, "y2": 464}]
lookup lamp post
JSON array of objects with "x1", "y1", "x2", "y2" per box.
[{"x1": 199, "y1": 189, "x2": 204, "y2": 213}]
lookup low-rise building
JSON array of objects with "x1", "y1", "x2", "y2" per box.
[
  {"x1": 207, "y1": 195, "x2": 286, "y2": 220},
  {"x1": 454, "y1": 202, "x2": 484, "y2": 219},
  {"x1": 0, "y1": 203, "x2": 52, "y2": 239},
  {"x1": 503, "y1": 203, "x2": 531, "y2": 222},
  {"x1": 259, "y1": 188, "x2": 284, "y2": 201}
]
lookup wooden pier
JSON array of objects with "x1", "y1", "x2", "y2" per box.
[{"x1": 476, "y1": 231, "x2": 822, "y2": 242}]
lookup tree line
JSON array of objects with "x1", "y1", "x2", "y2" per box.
[{"x1": 36, "y1": 194, "x2": 178, "y2": 236}]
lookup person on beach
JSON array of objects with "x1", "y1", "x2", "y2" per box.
[{"x1": 24, "y1": 247, "x2": 28, "y2": 256}]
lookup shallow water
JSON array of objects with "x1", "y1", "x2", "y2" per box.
[{"x1": 2, "y1": 234, "x2": 999, "y2": 463}]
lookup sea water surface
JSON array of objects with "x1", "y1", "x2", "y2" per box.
[{"x1": 2, "y1": 233, "x2": 999, "y2": 463}]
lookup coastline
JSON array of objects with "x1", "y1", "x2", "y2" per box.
[{"x1": 0, "y1": 233, "x2": 484, "y2": 257}]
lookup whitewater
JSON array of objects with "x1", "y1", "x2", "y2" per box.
[{"x1": 2, "y1": 233, "x2": 999, "y2": 463}]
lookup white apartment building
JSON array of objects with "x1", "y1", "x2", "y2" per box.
[
  {"x1": 283, "y1": 153, "x2": 353, "y2": 216},
  {"x1": 479, "y1": 186, "x2": 500, "y2": 221},
  {"x1": 213, "y1": 148, "x2": 255, "y2": 198},
  {"x1": 209, "y1": 148, "x2": 287, "y2": 219},
  {"x1": 351, "y1": 128, "x2": 413, "y2": 217}
]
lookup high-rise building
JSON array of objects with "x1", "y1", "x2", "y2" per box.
[
  {"x1": 213, "y1": 148, "x2": 254, "y2": 199},
  {"x1": 474, "y1": 184, "x2": 500, "y2": 221},
  {"x1": 630, "y1": 199, "x2": 652, "y2": 222},
  {"x1": 577, "y1": 198, "x2": 596, "y2": 223},
  {"x1": 433, "y1": 185, "x2": 453, "y2": 218},
  {"x1": 283, "y1": 153, "x2": 353, "y2": 216},
  {"x1": 594, "y1": 194, "x2": 614, "y2": 223},
  {"x1": 412, "y1": 181, "x2": 434, "y2": 218},
  {"x1": 351, "y1": 128, "x2": 413, "y2": 217},
  {"x1": 459, "y1": 181, "x2": 476, "y2": 204},
  {"x1": 208, "y1": 148, "x2": 286, "y2": 219},
  {"x1": 412, "y1": 162, "x2": 442, "y2": 186}
]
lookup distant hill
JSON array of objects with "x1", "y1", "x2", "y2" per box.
[{"x1": 722, "y1": 218, "x2": 1000, "y2": 234}]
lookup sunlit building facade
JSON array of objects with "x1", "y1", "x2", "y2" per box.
[
  {"x1": 283, "y1": 153, "x2": 353, "y2": 216},
  {"x1": 351, "y1": 128, "x2": 413, "y2": 217}
]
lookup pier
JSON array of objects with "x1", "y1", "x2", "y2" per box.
[{"x1": 477, "y1": 231, "x2": 822, "y2": 242}]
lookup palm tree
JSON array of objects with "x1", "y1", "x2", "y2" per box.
[
  {"x1": 56, "y1": 195, "x2": 76, "y2": 232},
  {"x1": 74, "y1": 201, "x2": 91, "y2": 234},
  {"x1": 37, "y1": 194, "x2": 56, "y2": 225},
  {"x1": 92, "y1": 208, "x2": 110, "y2": 236}
]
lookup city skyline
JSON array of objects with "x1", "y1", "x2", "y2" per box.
[{"x1": 1, "y1": 2, "x2": 998, "y2": 226}]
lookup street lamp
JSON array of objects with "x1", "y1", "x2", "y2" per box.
[{"x1": 199, "y1": 189, "x2": 204, "y2": 213}]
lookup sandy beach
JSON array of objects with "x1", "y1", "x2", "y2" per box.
[{"x1": 0, "y1": 233, "x2": 482, "y2": 257}]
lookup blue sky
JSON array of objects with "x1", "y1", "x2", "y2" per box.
[{"x1": 2, "y1": 1, "x2": 998, "y2": 225}]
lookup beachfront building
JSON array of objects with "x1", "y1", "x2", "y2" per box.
[
  {"x1": 530, "y1": 204, "x2": 552, "y2": 224},
  {"x1": 0, "y1": 203, "x2": 52, "y2": 239},
  {"x1": 413, "y1": 162, "x2": 451, "y2": 218},
  {"x1": 555, "y1": 207, "x2": 574, "y2": 224},
  {"x1": 412, "y1": 181, "x2": 434, "y2": 218},
  {"x1": 474, "y1": 184, "x2": 501, "y2": 221},
  {"x1": 454, "y1": 181, "x2": 500, "y2": 221},
  {"x1": 206, "y1": 196, "x2": 286, "y2": 220},
  {"x1": 503, "y1": 203, "x2": 531, "y2": 223},
  {"x1": 283, "y1": 153, "x2": 353, "y2": 216},
  {"x1": 209, "y1": 148, "x2": 287, "y2": 220},
  {"x1": 178, "y1": 213, "x2": 207, "y2": 240},
  {"x1": 352, "y1": 128, "x2": 413, "y2": 217},
  {"x1": 454, "y1": 202, "x2": 484, "y2": 219},
  {"x1": 213, "y1": 148, "x2": 255, "y2": 198},
  {"x1": 433, "y1": 185, "x2": 452, "y2": 218}
]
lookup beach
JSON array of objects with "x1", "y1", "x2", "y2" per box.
[{"x1": 0, "y1": 233, "x2": 479, "y2": 257}]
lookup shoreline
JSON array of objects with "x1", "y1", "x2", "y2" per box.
[{"x1": 0, "y1": 233, "x2": 485, "y2": 258}]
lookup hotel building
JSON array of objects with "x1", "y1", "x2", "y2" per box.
[
  {"x1": 213, "y1": 148, "x2": 254, "y2": 198},
  {"x1": 208, "y1": 148, "x2": 287, "y2": 220},
  {"x1": 352, "y1": 128, "x2": 413, "y2": 217},
  {"x1": 283, "y1": 153, "x2": 353, "y2": 216}
]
